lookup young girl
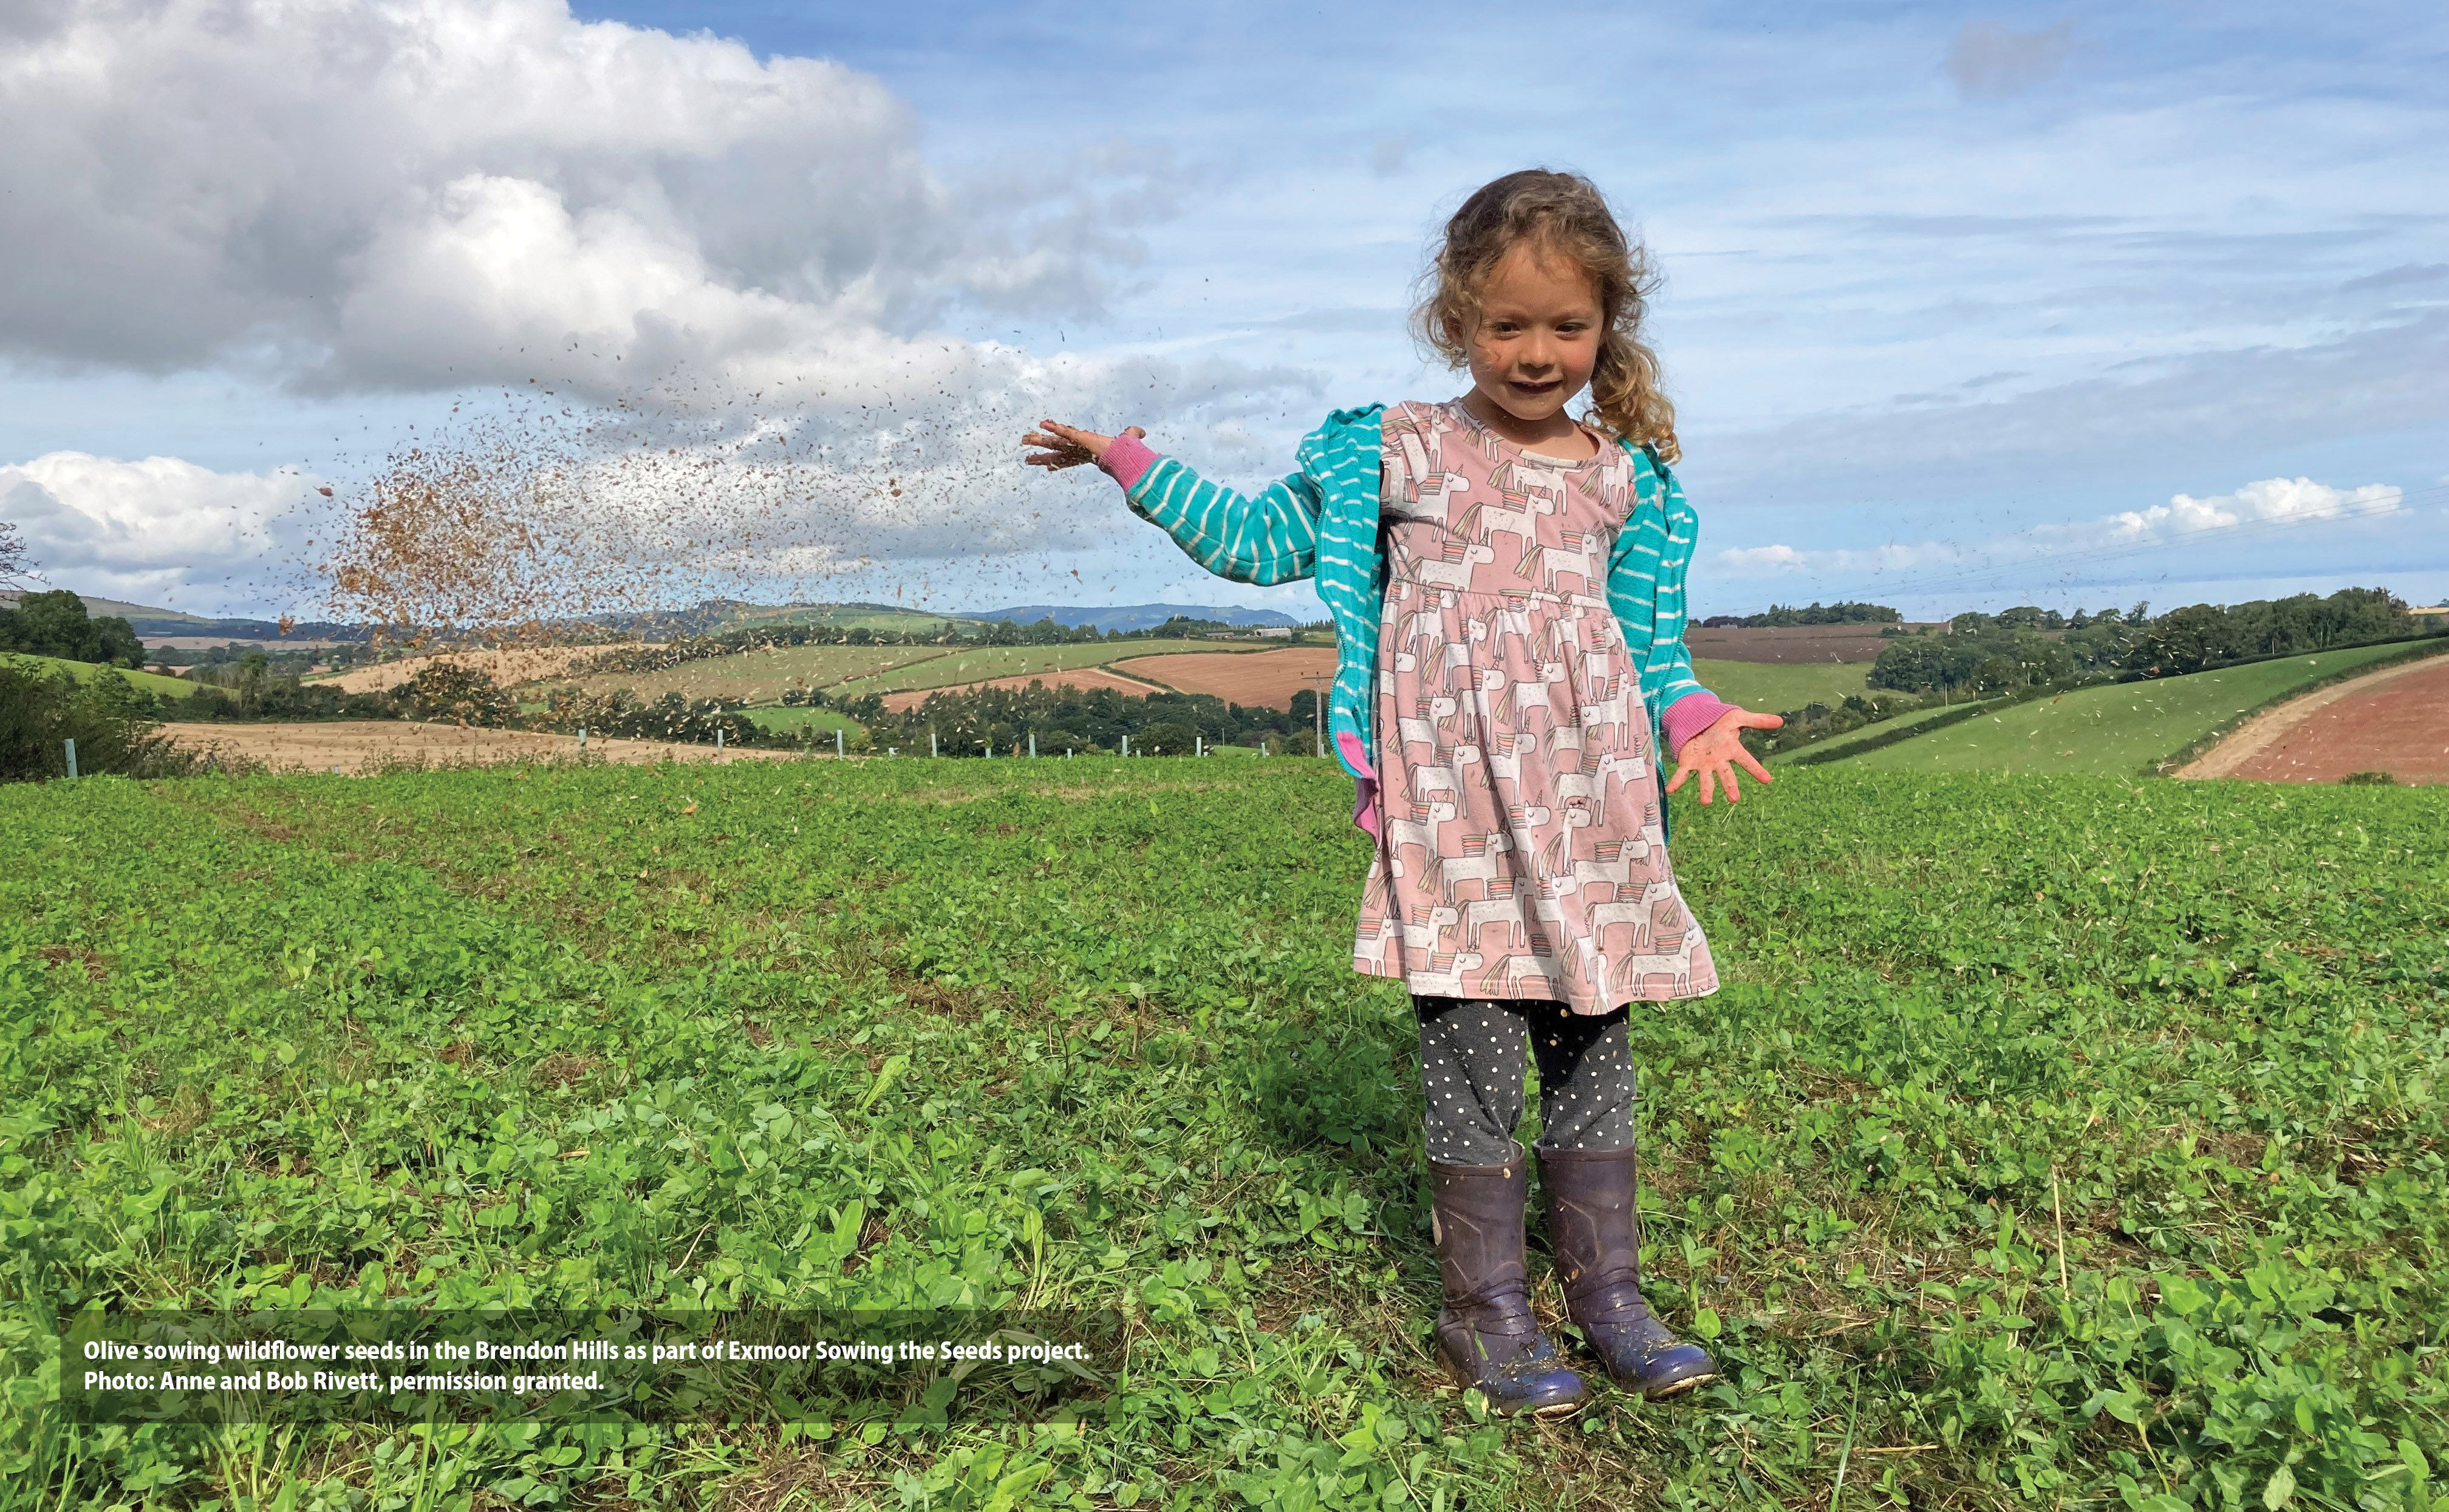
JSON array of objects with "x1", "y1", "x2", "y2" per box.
[{"x1": 1022, "y1": 169, "x2": 1781, "y2": 1417}]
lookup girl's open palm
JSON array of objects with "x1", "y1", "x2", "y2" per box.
[
  {"x1": 1666, "y1": 707, "x2": 1785, "y2": 806},
  {"x1": 1023, "y1": 420, "x2": 1143, "y2": 471}
]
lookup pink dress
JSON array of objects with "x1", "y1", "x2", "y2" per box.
[{"x1": 1351, "y1": 401, "x2": 1720, "y2": 1013}]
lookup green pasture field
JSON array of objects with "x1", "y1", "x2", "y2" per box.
[
  {"x1": 828, "y1": 640, "x2": 1229, "y2": 698},
  {"x1": 1687, "y1": 659, "x2": 1867, "y2": 715},
  {"x1": 556, "y1": 638, "x2": 1274, "y2": 711},
  {"x1": 6, "y1": 762, "x2": 2444, "y2": 1510},
  {"x1": 714, "y1": 604, "x2": 972, "y2": 636},
  {"x1": 552, "y1": 644, "x2": 951, "y2": 706},
  {"x1": 1840, "y1": 641, "x2": 2430, "y2": 775},
  {"x1": 2, "y1": 650, "x2": 200, "y2": 700}
]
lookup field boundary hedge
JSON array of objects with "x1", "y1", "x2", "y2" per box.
[
  {"x1": 2145, "y1": 635, "x2": 2449, "y2": 777},
  {"x1": 1785, "y1": 698, "x2": 2009, "y2": 766}
]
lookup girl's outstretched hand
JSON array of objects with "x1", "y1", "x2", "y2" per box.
[
  {"x1": 1665, "y1": 707, "x2": 1785, "y2": 806},
  {"x1": 1023, "y1": 420, "x2": 1144, "y2": 471}
]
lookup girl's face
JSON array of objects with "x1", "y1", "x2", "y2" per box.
[{"x1": 1461, "y1": 243, "x2": 1604, "y2": 432}]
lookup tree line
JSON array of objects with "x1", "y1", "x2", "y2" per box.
[
  {"x1": 0, "y1": 590, "x2": 146, "y2": 668},
  {"x1": 856, "y1": 681, "x2": 1326, "y2": 757},
  {"x1": 1698, "y1": 601, "x2": 1904, "y2": 628},
  {"x1": 1868, "y1": 588, "x2": 2428, "y2": 696}
]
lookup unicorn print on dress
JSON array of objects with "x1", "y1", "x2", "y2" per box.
[{"x1": 1353, "y1": 400, "x2": 1718, "y2": 1014}]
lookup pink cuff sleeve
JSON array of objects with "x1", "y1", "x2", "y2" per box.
[
  {"x1": 1096, "y1": 432, "x2": 1159, "y2": 493},
  {"x1": 1336, "y1": 730, "x2": 1381, "y2": 839},
  {"x1": 1660, "y1": 693, "x2": 1736, "y2": 758}
]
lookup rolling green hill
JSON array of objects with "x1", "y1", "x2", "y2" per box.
[
  {"x1": 1, "y1": 590, "x2": 208, "y2": 624},
  {"x1": 547, "y1": 638, "x2": 1294, "y2": 710},
  {"x1": 3, "y1": 652, "x2": 201, "y2": 700},
  {"x1": 708, "y1": 601, "x2": 975, "y2": 636},
  {"x1": 555, "y1": 644, "x2": 950, "y2": 706},
  {"x1": 1834, "y1": 641, "x2": 2431, "y2": 775},
  {"x1": 1690, "y1": 658, "x2": 1868, "y2": 714}
]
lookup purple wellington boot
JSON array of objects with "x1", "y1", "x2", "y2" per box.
[
  {"x1": 1539, "y1": 1146, "x2": 1718, "y2": 1400},
  {"x1": 1426, "y1": 1145, "x2": 1587, "y2": 1417}
]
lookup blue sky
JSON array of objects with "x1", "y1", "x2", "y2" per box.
[{"x1": 1, "y1": 0, "x2": 2440, "y2": 620}]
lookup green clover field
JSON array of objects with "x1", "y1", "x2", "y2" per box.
[{"x1": 5, "y1": 759, "x2": 2444, "y2": 1511}]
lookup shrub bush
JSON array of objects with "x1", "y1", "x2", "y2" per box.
[{"x1": 0, "y1": 662, "x2": 197, "y2": 780}]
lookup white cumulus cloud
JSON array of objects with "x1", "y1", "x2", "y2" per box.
[
  {"x1": 0, "y1": 1, "x2": 1328, "y2": 611},
  {"x1": 0, "y1": 0, "x2": 1156, "y2": 396},
  {"x1": 0, "y1": 454, "x2": 321, "y2": 612},
  {"x1": 2101, "y1": 477, "x2": 2404, "y2": 540},
  {"x1": 1709, "y1": 475, "x2": 2408, "y2": 593},
  {"x1": 1716, "y1": 544, "x2": 1809, "y2": 571}
]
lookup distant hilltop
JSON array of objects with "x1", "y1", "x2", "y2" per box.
[
  {"x1": 969, "y1": 604, "x2": 1303, "y2": 632},
  {"x1": 1, "y1": 590, "x2": 1307, "y2": 644},
  {"x1": 0, "y1": 589, "x2": 364, "y2": 642},
  {"x1": 610, "y1": 599, "x2": 1306, "y2": 636}
]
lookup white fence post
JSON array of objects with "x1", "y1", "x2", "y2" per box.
[
  {"x1": 930, "y1": 732, "x2": 938, "y2": 758},
  {"x1": 1028, "y1": 731, "x2": 1036, "y2": 758},
  {"x1": 715, "y1": 726, "x2": 725, "y2": 751},
  {"x1": 1120, "y1": 734, "x2": 1129, "y2": 757},
  {"x1": 836, "y1": 728, "x2": 845, "y2": 758},
  {"x1": 64, "y1": 738, "x2": 78, "y2": 779}
]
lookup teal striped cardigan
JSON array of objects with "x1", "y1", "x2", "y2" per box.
[{"x1": 1119, "y1": 403, "x2": 1718, "y2": 837}]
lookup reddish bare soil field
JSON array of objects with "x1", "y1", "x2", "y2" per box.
[
  {"x1": 878, "y1": 667, "x2": 1164, "y2": 712},
  {"x1": 2221, "y1": 658, "x2": 2449, "y2": 785},
  {"x1": 1113, "y1": 647, "x2": 1341, "y2": 707},
  {"x1": 165, "y1": 721, "x2": 798, "y2": 774},
  {"x1": 1683, "y1": 625, "x2": 1919, "y2": 664}
]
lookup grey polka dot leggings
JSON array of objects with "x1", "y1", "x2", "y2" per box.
[{"x1": 1414, "y1": 996, "x2": 1638, "y2": 1166}]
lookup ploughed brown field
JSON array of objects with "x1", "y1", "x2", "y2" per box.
[
  {"x1": 877, "y1": 666, "x2": 1166, "y2": 712},
  {"x1": 1683, "y1": 624, "x2": 1919, "y2": 664},
  {"x1": 2222, "y1": 657, "x2": 2449, "y2": 785},
  {"x1": 307, "y1": 646, "x2": 606, "y2": 694},
  {"x1": 1114, "y1": 647, "x2": 1341, "y2": 707},
  {"x1": 164, "y1": 721, "x2": 798, "y2": 774}
]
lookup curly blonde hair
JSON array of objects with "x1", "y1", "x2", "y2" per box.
[{"x1": 1412, "y1": 169, "x2": 1678, "y2": 461}]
